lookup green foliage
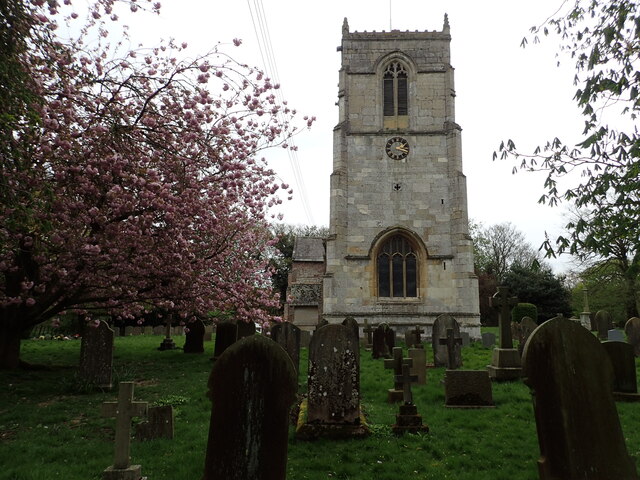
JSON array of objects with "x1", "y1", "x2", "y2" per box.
[
  {"x1": 572, "y1": 263, "x2": 632, "y2": 324},
  {"x1": 511, "y1": 303, "x2": 538, "y2": 323}
]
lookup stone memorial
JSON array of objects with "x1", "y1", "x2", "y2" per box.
[
  {"x1": 236, "y1": 320, "x2": 256, "y2": 340},
  {"x1": 132, "y1": 327, "x2": 143, "y2": 335},
  {"x1": 408, "y1": 347, "x2": 426, "y2": 385},
  {"x1": 135, "y1": 405, "x2": 174, "y2": 441},
  {"x1": 152, "y1": 326, "x2": 164, "y2": 336},
  {"x1": 432, "y1": 314, "x2": 462, "y2": 367},
  {"x1": 481, "y1": 332, "x2": 495, "y2": 348},
  {"x1": 625, "y1": 317, "x2": 640, "y2": 356},
  {"x1": 204, "y1": 324, "x2": 214, "y2": 342},
  {"x1": 342, "y1": 316, "x2": 360, "y2": 348},
  {"x1": 362, "y1": 319, "x2": 374, "y2": 350},
  {"x1": 487, "y1": 286, "x2": 521, "y2": 380},
  {"x1": 384, "y1": 347, "x2": 413, "y2": 402},
  {"x1": 79, "y1": 320, "x2": 114, "y2": 389},
  {"x1": 439, "y1": 327, "x2": 463, "y2": 370},
  {"x1": 522, "y1": 316, "x2": 638, "y2": 479},
  {"x1": 609, "y1": 329, "x2": 625, "y2": 342},
  {"x1": 602, "y1": 341, "x2": 640, "y2": 402},
  {"x1": 124, "y1": 326, "x2": 133, "y2": 336},
  {"x1": 372, "y1": 324, "x2": 389, "y2": 359},
  {"x1": 203, "y1": 335, "x2": 297, "y2": 480},
  {"x1": 297, "y1": 324, "x2": 368, "y2": 439},
  {"x1": 143, "y1": 326, "x2": 153, "y2": 335},
  {"x1": 384, "y1": 324, "x2": 396, "y2": 353},
  {"x1": 315, "y1": 318, "x2": 329, "y2": 332},
  {"x1": 183, "y1": 318, "x2": 205, "y2": 354},
  {"x1": 212, "y1": 321, "x2": 238, "y2": 361},
  {"x1": 158, "y1": 314, "x2": 177, "y2": 351},
  {"x1": 391, "y1": 363, "x2": 429, "y2": 435},
  {"x1": 271, "y1": 322, "x2": 301, "y2": 376},
  {"x1": 595, "y1": 309, "x2": 613, "y2": 340},
  {"x1": 580, "y1": 286, "x2": 592, "y2": 330},
  {"x1": 444, "y1": 370, "x2": 494, "y2": 408},
  {"x1": 101, "y1": 382, "x2": 148, "y2": 480},
  {"x1": 516, "y1": 316, "x2": 537, "y2": 357},
  {"x1": 460, "y1": 331, "x2": 470, "y2": 347}
]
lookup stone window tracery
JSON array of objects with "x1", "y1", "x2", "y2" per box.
[
  {"x1": 377, "y1": 234, "x2": 418, "y2": 298},
  {"x1": 383, "y1": 62, "x2": 409, "y2": 122}
]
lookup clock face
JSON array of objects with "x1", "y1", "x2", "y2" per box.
[{"x1": 385, "y1": 137, "x2": 410, "y2": 160}]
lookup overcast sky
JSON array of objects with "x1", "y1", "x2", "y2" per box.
[{"x1": 123, "y1": 1, "x2": 583, "y2": 273}]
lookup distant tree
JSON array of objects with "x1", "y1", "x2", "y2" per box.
[{"x1": 0, "y1": 1, "x2": 314, "y2": 368}]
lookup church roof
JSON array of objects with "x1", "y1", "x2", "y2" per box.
[{"x1": 292, "y1": 236, "x2": 325, "y2": 262}]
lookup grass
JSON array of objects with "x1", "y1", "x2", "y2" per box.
[{"x1": 0, "y1": 331, "x2": 639, "y2": 480}]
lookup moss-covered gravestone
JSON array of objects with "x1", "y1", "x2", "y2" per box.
[
  {"x1": 271, "y1": 321, "x2": 301, "y2": 376},
  {"x1": 523, "y1": 317, "x2": 638, "y2": 479},
  {"x1": 203, "y1": 336, "x2": 297, "y2": 480}
]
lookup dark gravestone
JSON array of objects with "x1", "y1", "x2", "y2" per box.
[
  {"x1": 153, "y1": 326, "x2": 164, "y2": 336},
  {"x1": 602, "y1": 341, "x2": 640, "y2": 401},
  {"x1": 444, "y1": 370, "x2": 494, "y2": 408},
  {"x1": 271, "y1": 322, "x2": 301, "y2": 376},
  {"x1": 595, "y1": 309, "x2": 613, "y2": 340},
  {"x1": 315, "y1": 318, "x2": 329, "y2": 332},
  {"x1": 342, "y1": 316, "x2": 360, "y2": 348},
  {"x1": 362, "y1": 319, "x2": 374, "y2": 350},
  {"x1": 625, "y1": 317, "x2": 640, "y2": 356},
  {"x1": 487, "y1": 286, "x2": 521, "y2": 380},
  {"x1": 135, "y1": 405, "x2": 174, "y2": 441},
  {"x1": 372, "y1": 325, "x2": 389, "y2": 359},
  {"x1": 384, "y1": 347, "x2": 413, "y2": 403},
  {"x1": 515, "y1": 316, "x2": 537, "y2": 357},
  {"x1": 460, "y1": 331, "x2": 470, "y2": 347},
  {"x1": 391, "y1": 363, "x2": 429, "y2": 435},
  {"x1": 79, "y1": 320, "x2": 114, "y2": 389},
  {"x1": 212, "y1": 321, "x2": 238, "y2": 361},
  {"x1": 203, "y1": 335, "x2": 296, "y2": 480},
  {"x1": 236, "y1": 321, "x2": 256, "y2": 340},
  {"x1": 481, "y1": 332, "x2": 495, "y2": 348},
  {"x1": 408, "y1": 347, "x2": 426, "y2": 384},
  {"x1": 384, "y1": 325, "x2": 396, "y2": 353},
  {"x1": 432, "y1": 314, "x2": 461, "y2": 367},
  {"x1": 183, "y1": 319, "x2": 205, "y2": 354},
  {"x1": 522, "y1": 317, "x2": 638, "y2": 479},
  {"x1": 438, "y1": 327, "x2": 463, "y2": 370}
]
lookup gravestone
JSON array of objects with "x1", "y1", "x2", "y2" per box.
[
  {"x1": 152, "y1": 326, "x2": 164, "y2": 336},
  {"x1": 135, "y1": 405, "x2": 174, "y2": 441},
  {"x1": 391, "y1": 363, "x2": 429, "y2": 435},
  {"x1": 236, "y1": 321, "x2": 256, "y2": 340},
  {"x1": 487, "y1": 286, "x2": 521, "y2": 380},
  {"x1": 602, "y1": 341, "x2": 640, "y2": 401},
  {"x1": 101, "y1": 382, "x2": 148, "y2": 480},
  {"x1": 624, "y1": 317, "x2": 640, "y2": 356},
  {"x1": 405, "y1": 325, "x2": 424, "y2": 348},
  {"x1": 271, "y1": 322, "x2": 301, "y2": 376},
  {"x1": 580, "y1": 286, "x2": 592, "y2": 330},
  {"x1": 203, "y1": 335, "x2": 297, "y2": 480},
  {"x1": 204, "y1": 324, "x2": 214, "y2": 342},
  {"x1": 212, "y1": 321, "x2": 238, "y2": 361},
  {"x1": 384, "y1": 325, "x2": 396, "y2": 353},
  {"x1": 158, "y1": 314, "x2": 177, "y2": 351},
  {"x1": 516, "y1": 316, "x2": 537, "y2": 357},
  {"x1": 481, "y1": 332, "x2": 495, "y2": 348},
  {"x1": 408, "y1": 347, "x2": 426, "y2": 385},
  {"x1": 78, "y1": 320, "x2": 114, "y2": 389},
  {"x1": 439, "y1": 328, "x2": 463, "y2": 370},
  {"x1": 432, "y1": 315, "x2": 462, "y2": 368},
  {"x1": 362, "y1": 319, "x2": 374, "y2": 350},
  {"x1": 315, "y1": 318, "x2": 329, "y2": 332},
  {"x1": 444, "y1": 370, "x2": 494, "y2": 408},
  {"x1": 342, "y1": 316, "x2": 360, "y2": 349},
  {"x1": 372, "y1": 324, "x2": 389, "y2": 359},
  {"x1": 132, "y1": 327, "x2": 143, "y2": 335},
  {"x1": 384, "y1": 347, "x2": 413, "y2": 403},
  {"x1": 297, "y1": 324, "x2": 368, "y2": 439},
  {"x1": 143, "y1": 326, "x2": 153, "y2": 335},
  {"x1": 609, "y1": 329, "x2": 625, "y2": 342},
  {"x1": 183, "y1": 319, "x2": 205, "y2": 354},
  {"x1": 522, "y1": 317, "x2": 638, "y2": 479},
  {"x1": 124, "y1": 326, "x2": 133, "y2": 336},
  {"x1": 595, "y1": 310, "x2": 613, "y2": 340},
  {"x1": 460, "y1": 331, "x2": 470, "y2": 347}
]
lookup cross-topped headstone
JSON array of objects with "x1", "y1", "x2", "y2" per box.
[
  {"x1": 439, "y1": 328, "x2": 463, "y2": 370},
  {"x1": 385, "y1": 347, "x2": 413, "y2": 390},
  {"x1": 411, "y1": 325, "x2": 424, "y2": 347},
  {"x1": 101, "y1": 382, "x2": 147, "y2": 471},
  {"x1": 489, "y1": 286, "x2": 518, "y2": 349},
  {"x1": 395, "y1": 363, "x2": 418, "y2": 404}
]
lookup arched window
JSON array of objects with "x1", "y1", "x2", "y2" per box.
[
  {"x1": 383, "y1": 62, "x2": 408, "y2": 128},
  {"x1": 377, "y1": 235, "x2": 418, "y2": 298}
]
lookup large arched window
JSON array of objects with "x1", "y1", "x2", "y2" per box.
[
  {"x1": 383, "y1": 62, "x2": 408, "y2": 129},
  {"x1": 377, "y1": 235, "x2": 418, "y2": 298}
]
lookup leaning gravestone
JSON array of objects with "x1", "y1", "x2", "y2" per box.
[
  {"x1": 602, "y1": 341, "x2": 640, "y2": 401},
  {"x1": 522, "y1": 316, "x2": 638, "y2": 479},
  {"x1": 271, "y1": 322, "x2": 301, "y2": 376},
  {"x1": 135, "y1": 405, "x2": 174, "y2": 441},
  {"x1": 372, "y1": 325, "x2": 389, "y2": 359},
  {"x1": 236, "y1": 320, "x2": 256, "y2": 340},
  {"x1": 595, "y1": 309, "x2": 613, "y2": 340},
  {"x1": 203, "y1": 335, "x2": 297, "y2": 480},
  {"x1": 432, "y1": 314, "x2": 462, "y2": 368},
  {"x1": 212, "y1": 321, "x2": 238, "y2": 361},
  {"x1": 78, "y1": 320, "x2": 114, "y2": 389},
  {"x1": 183, "y1": 319, "x2": 205, "y2": 354},
  {"x1": 625, "y1": 317, "x2": 640, "y2": 356}
]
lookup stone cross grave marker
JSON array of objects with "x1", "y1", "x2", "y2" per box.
[
  {"x1": 625, "y1": 317, "x2": 640, "y2": 356},
  {"x1": 212, "y1": 321, "x2": 237, "y2": 361},
  {"x1": 595, "y1": 310, "x2": 613, "y2": 340},
  {"x1": 271, "y1": 322, "x2": 301, "y2": 377},
  {"x1": 488, "y1": 286, "x2": 521, "y2": 380},
  {"x1": 602, "y1": 341, "x2": 640, "y2": 401},
  {"x1": 522, "y1": 317, "x2": 638, "y2": 479},
  {"x1": 391, "y1": 363, "x2": 429, "y2": 435},
  {"x1": 490, "y1": 286, "x2": 518, "y2": 349},
  {"x1": 439, "y1": 328, "x2": 463, "y2": 370},
  {"x1": 203, "y1": 335, "x2": 297, "y2": 480},
  {"x1": 363, "y1": 319, "x2": 374, "y2": 350},
  {"x1": 183, "y1": 318, "x2": 205, "y2": 354},
  {"x1": 158, "y1": 314, "x2": 177, "y2": 351},
  {"x1": 432, "y1": 314, "x2": 462, "y2": 367},
  {"x1": 385, "y1": 347, "x2": 413, "y2": 403},
  {"x1": 372, "y1": 324, "x2": 389, "y2": 359},
  {"x1": 396, "y1": 362, "x2": 418, "y2": 404},
  {"x1": 79, "y1": 320, "x2": 114, "y2": 389},
  {"x1": 101, "y1": 382, "x2": 148, "y2": 479}
]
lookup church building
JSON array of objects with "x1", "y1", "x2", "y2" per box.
[{"x1": 286, "y1": 16, "x2": 480, "y2": 338}]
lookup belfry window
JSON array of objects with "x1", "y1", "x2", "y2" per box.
[
  {"x1": 383, "y1": 62, "x2": 409, "y2": 124},
  {"x1": 377, "y1": 235, "x2": 418, "y2": 298}
]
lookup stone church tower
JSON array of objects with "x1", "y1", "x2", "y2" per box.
[{"x1": 322, "y1": 17, "x2": 480, "y2": 337}]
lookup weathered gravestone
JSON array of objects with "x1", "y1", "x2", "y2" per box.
[
  {"x1": 439, "y1": 327, "x2": 463, "y2": 370},
  {"x1": 362, "y1": 319, "x2": 374, "y2": 350},
  {"x1": 384, "y1": 347, "x2": 413, "y2": 402},
  {"x1": 609, "y1": 329, "x2": 625, "y2": 342},
  {"x1": 595, "y1": 309, "x2": 613, "y2": 340},
  {"x1": 212, "y1": 321, "x2": 238, "y2": 361},
  {"x1": 460, "y1": 331, "x2": 470, "y2": 347},
  {"x1": 135, "y1": 405, "x2": 174, "y2": 441},
  {"x1": 405, "y1": 325, "x2": 424, "y2": 348},
  {"x1": 203, "y1": 335, "x2": 297, "y2": 480},
  {"x1": 625, "y1": 317, "x2": 640, "y2": 356},
  {"x1": 487, "y1": 286, "x2": 521, "y2": 380},
  {"x1": 514, "y1": 316, "x2": 538, "y2": 357},
  {"x1": 183, "y1": 318, "x2": 205, "y2": 354},
  {"x1": 79, "y1": 320, "x2": 114, "y2": 389},
  {"x1": 444, "y1": 370, "x2": 494, "y2": 408},
  {"x1": 315, "y1": 318, "x2": 329, "y2": 332},
  {"x1": 408, "y1": 347, "x2": 426, "y2": 385},
  {"x1": 297, "y1": 324, "x2": 368, "y2": 439},
  {"x1": 143, "y1": 326, "x2": 153, "y2": 335},
  {"x1": 132, "y1": 327, "x2": 143, "y2": 335},
  {"x1": 152, "y1": 326, "x2": 164, "y2": 336},
  {"x1": 372, "y1": 324, "x2": 389, "y2": 359},
  {"x1": 481, "y1": 332, "x2": 495, "y2": 348},
  {"x1": 101, "y1": 382, "x2": 148, "y2": 480},
  {"x1": 158, "y1": 314, "x2": 177, "y2": 351},
  {"x1": 432, "y1": 315, "x2": 462, "y2": 368},
  {"x1": 384, "y1": 324, "x2": 396, "y2": 353},
  {"x1": 271, "y1": 322, "x2": 301, "y2": 376},
  {"x1": 391, "y1": 363, "x2": 429, "y2": 435},
  {"x1": 522, "y1": 316, "x2": 638, "y2": 479},
  {"x1": 602, "y1": 341, "x2": 640, "y2": 402},
  {"x1": 124, "y1": 326, "x2": 134, "y2": 336},
  {"x1": 342, "y1": 316, "x2": 360, "y2": 349},
  {"x1": 236, "y1": 320, "x2": 256, "y2": 340}
]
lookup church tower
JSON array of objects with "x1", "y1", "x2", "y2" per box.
[{"x1": 322, "y1": 17, "x2": 480, "y2": 337}]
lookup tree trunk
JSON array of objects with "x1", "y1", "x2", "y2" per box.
[{"x1": 0, "y1": 324, "x2": 22, "y2": 369}]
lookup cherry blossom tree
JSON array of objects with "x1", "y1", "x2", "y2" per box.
[{"x1": 0, "y1": 0, "x2": 314, "y2": 368}]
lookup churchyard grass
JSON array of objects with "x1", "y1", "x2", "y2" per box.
[{"x1": 1, "y1": 332, "x2": 640, "y2": 480}]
